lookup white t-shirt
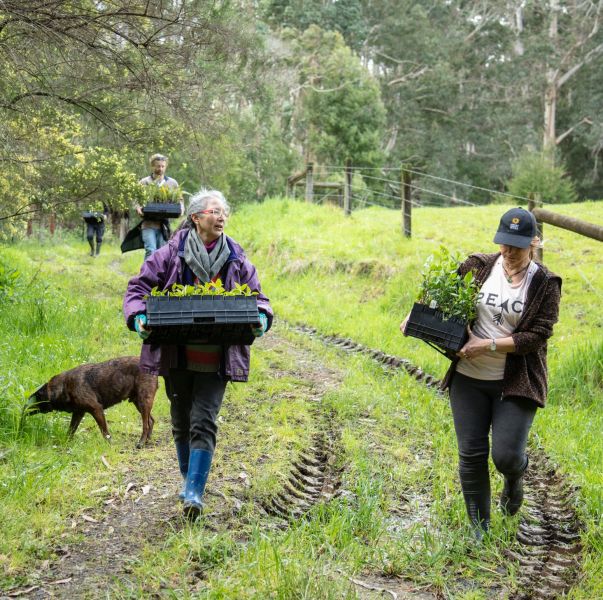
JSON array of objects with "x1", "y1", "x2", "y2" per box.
[{"x1": 456, "y1": 256, "x2": 538, "y2": 380}]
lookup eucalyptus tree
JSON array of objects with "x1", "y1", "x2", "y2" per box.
[
  {"x1": 360, "y1": 0, "x2": 602, "y2": 200},
  {"x1": 282, "y1": 25, "x2": 386, "y2": 169},
  {"x1": 359, "y1": 0, "x2": 513, "y2": 201}
]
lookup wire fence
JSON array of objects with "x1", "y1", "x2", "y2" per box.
[
  {"x1": 287, "y1": 162, "x2": 603, "y2": 265},
  {"x1": 318, "y1": 164, "x2": 532, "y2": 203},
  {"x1": 308, "y1": 165, "x2": 483, "y2": 208}
]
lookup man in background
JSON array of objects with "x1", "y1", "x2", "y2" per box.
[{"x1": 136, "y1": 153, "x2": 182, "y2": 258}]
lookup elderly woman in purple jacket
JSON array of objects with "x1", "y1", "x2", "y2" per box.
[{"x1": 124, "y1": 189, "x2": 273, "y2": 520}]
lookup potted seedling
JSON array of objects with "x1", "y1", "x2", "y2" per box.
[
  {"x1": 82, "y1": 211, "x2": 105, "y2": 224},
  {"x1": 142, "y1": 183, "x2": 183, "y2": 219},
  {"x1": 144, "y1": 280, "x2": 261, "y2": 345},
  {"x1": 404, "y1": 246, "x2": 479, "y2": 354}
]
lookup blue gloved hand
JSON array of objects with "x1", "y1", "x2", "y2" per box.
[
  {"x1": 134, "y1": 314, "x2": 151, "y2": 340},
  {"x1": 252, "y1": 312, "x2": 268, "y2": 338}
]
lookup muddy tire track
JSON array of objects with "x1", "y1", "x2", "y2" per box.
[
  {"x1": 258, "y1": 333, "x2": 344, "y2": 522},
  {"x1": 293, "y1": 324, "x2": 442, "y2": 389},
  {"x1": 290, "y1": 321, "x2": 584, "y2": 600},
  {"x1": 507, "y1": 452, "x2": 583, "y2": 600},
  {"x1": 263, "y1": 426, "x2": 341, "y2": 522}
]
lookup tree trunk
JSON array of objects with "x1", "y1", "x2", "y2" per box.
[
  {"x1": 513, "y1": 4, "x2": 524, "y2": 56},
  {"x1": 543, "y1": 72, "x2": 557, "y2": 152},
  {"x1": 543, "y1": 0, "x2": 559, "y2": 151}
]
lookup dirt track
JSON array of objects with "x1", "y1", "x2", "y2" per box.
[
  {"x1": 3, "y1": 325, "x2": 583, "y2": 599},
  {"x1": 293, "y1": 323, "x2": 584, "y2": 600}
]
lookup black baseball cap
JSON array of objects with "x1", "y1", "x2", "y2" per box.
[{"x1": 493, "y1": 207, "x2": 537, "y2": 248}]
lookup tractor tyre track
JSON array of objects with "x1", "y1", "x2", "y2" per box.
[
  {"x1": 291, "y1": 322, "x2": 585, "y2": 600},
  {"x1": 508, "y1": 453, "x2": 583, "y2": 600},
  {"x1": 5, "y1": 328, "x2": 348, "y2": 599},
  {"x1": 257, "y1": 332, "x2": 344, "y2": 522}
]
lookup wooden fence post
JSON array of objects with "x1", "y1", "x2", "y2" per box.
[
  {"x1": 401, "y1": 166, "x2": 412, "y2": 237},
  {"x1": 528, "y1": 193, "x2": 543, "y2": 262},
  {"x1": 305, "y1": 162, "x2": 314, "y2": 203},
  {"x1": 343, "y1": 159, "x2": 352, "y2": 216}
]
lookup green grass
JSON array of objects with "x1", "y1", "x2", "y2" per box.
[
  {"x1": 0, "y1": 200, "x2": 601, "y2": 598},
  {"x1": 227, "y1": 197, "x2": 603, "y2": 598},
  {"x1": 0, "y1": 235, "x2": 160, "y2": 577}
]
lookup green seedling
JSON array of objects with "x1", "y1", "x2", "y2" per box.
[
  {"x1": 148, "y1": 279, "x2": 258, "y2": 298},
  {"x1": 144, "y1": 182, "x2": 183, "y2": 203},
  {"x1": 417, "y1": 246, "x2": 479, "y2": 322}
]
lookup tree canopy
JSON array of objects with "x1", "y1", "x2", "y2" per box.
[{"x1": 1, "y1": 0, "x2": 601, "y2": 235}]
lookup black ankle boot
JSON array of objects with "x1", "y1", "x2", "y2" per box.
[
  {"x1": 501, "y1": 457, "x2": 528, "y2": 516},
  {"x1": 464, "y1": 494, "x2": 491, "y2": 541},
  {"x1": 501, "y1": 475, "x2": 524, "y2": 516}
]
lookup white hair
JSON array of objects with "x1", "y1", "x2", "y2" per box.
[{"x1": 186, "y1": 189, "x2": 230, "y2": 227}]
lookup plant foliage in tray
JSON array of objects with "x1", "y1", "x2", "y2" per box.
[
  {"x1": 406, "y1": 246, "x2": 479, "y2": 354},
  {"x1": 148, "y1": 280, "x2": 258, "y2": 298}
]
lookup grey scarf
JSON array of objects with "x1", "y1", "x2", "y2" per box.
[{"x1": 184, "y1": 229, "x2": 230, "y2": 283}]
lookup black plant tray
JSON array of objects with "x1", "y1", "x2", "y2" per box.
[
  {"x1": 145, "y1": 295, "x2": 260, "y2": 345},
  {"x1": 142, "y1": 202, "x2": 181, "y2": 219},
  {"x1": 82, "y1": 211, "x2": 104, "y2": 224},
  {"x1": 405, "y1": 302, "x2": 468, "y2": 353}
]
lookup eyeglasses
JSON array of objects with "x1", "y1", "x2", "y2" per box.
[{"x1": 198, "y1": 209, "x2": 230, "y2": 218}]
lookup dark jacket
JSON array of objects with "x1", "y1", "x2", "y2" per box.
[
  {"x1": 123, "y1": 229, "x2": 273, "y2": 381},
  {"x1": 441, "y1": 253, "x2": 562, "y2": 408},
  {"x1": 120, "y1": 220, "x2": 171, "y2": 253}
]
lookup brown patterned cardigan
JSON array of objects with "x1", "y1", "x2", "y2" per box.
[{"x1": 441, "y1": 253, "x2": 562, "y2": 408}]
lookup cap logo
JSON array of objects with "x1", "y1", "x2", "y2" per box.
[{"x1": 511, "y1": 218, "x2": 520, "y2": 224}]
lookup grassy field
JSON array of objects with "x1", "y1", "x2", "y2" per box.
[{"x1": 0, "y1": 199, "x2": 601, "y2": 598}]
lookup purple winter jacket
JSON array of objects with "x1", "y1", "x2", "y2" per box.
[{"x1": 123, "y1": 229, "x2": 273, "y2": 381}]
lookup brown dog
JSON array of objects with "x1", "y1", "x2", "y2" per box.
[{"x1": 26, "y1": 356, "x2": 158, "y2": 448}]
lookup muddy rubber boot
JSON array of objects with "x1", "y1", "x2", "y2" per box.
[
  {"x1": 88, "y1": 239, "x2": 95, "y2": 256},
  {"x1": 183, "y1": 448, "x2": 213, "y2": 521},
  {"x1": 175, "y1": 440, "x2": 189, "y2": 501},
  {"x1": 501, "y1": 457, "x2": 528, "y2": 516},
  {"x1": 463, "y1": 493, "x2": 491, "y2": 541},
  {"x1": 459, "y1": 462, "x2": 491, "y2": 541},
  {"x1": 95, "y1": 241, "x2": 102, "y2": 256}
]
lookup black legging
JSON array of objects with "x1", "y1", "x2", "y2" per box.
[
  {"x1": 449, "y1": 372, "x2": 537, "y2": 522},
  {"x1": 86, "y1": 222, "x2": 105, "y2": 246}
]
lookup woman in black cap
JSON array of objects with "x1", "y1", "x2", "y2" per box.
[{"x1": 404, "y1": 207, "x2": 562, "y2": 539}]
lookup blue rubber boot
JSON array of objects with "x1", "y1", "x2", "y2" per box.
[
  {"x1": 175, "y1": 441, "x2": 190, "y2": 501},
  {"x1": 183, "y1": 448, "x2": 213, "y2": 520}
]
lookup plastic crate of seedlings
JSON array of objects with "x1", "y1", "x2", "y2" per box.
[
  {"x1": 82, "y1": 211, "x2": 104, "y2": 224},
  {"x1": 142, "y1": 202, "x2": 182, "y2": 219},
  {"x1": 145, "y1": 293, "x2": 260, "y2": 346},
  {"x1": 404, "y1": 246, "x2": 478, "y2": 355},
  {"x1": 405, "y1": 302, "x2": 468, "y2": 352}
]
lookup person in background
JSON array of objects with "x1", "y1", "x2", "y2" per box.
[
  {"x1": 136, "y1": 153, "x2": 183, "y2": 259},
  {"x1": 123, "y1": 189, "x2": 273, "y2": 520},
  {"x1": 84, "y1": 203, "x2": 109, "y2": 257},
  {"x1": 401, "y1": 207, "x2": 562, "y2": 539}
]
